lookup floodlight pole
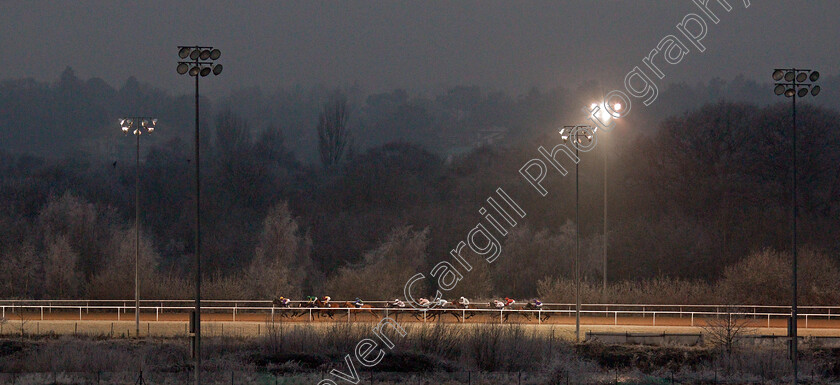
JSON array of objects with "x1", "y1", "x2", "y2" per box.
[
  {"x1": 563, "y1": 125, "x2": 590, "y2": 343},
  {"x1": 119, "y1": 117, "x2": 156, "y2": 339},
  {"x1": 193, "y1": 59, "x2": 202, "y2": 385},
  {"x1": 575, "y1": 135, "x2": 581, "y2": 343},
  {"x1": 178, "y1": 45, "x2": 222, "y2": 385},
  {"x1": 135, "y1": 129, "x2": 140, "y2": 338},
  {"x1": 603, "y1": 137, "x2": 608, "y2": 293},
  {"x1": 791, "y1": 75, "x2": 798, "y2": 385},
  {"x1": 772, "y1": 68, "x2": 820, "y2": 385}
]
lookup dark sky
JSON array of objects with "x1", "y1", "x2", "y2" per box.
[{"x1": 2, "y1": 1, "x2": 839, "y2": 97}]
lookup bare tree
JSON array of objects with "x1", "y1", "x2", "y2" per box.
[
  {"x1": 248, "y1": 201, "x2": 312, "y2": 299},
  {"x1": 702, "y1": 307, "x2": 754, "y2": 362},
  {"x1": 14, "y1": 305, "x2": 31, "y2": 339},
  {"x1": 317, "y1": 94, "x2": 351, "y2": 168},
  {"x1": 44, "y1": 235, "x2": 82, "y2": 298}
]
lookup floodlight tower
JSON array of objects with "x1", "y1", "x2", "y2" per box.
[
  {"x1": 772, "y1": 68, "x2": 820, "y2": 385},
  {"x1": 590, "y1": 101, "x2": 622, "y2": 293},
  {"x1": 560, "y1": 125, "x2": 596, "y2": 343},
  {"x1": 119, "y1": 117, "x2": 157, "y2": 338},
  {"x1": 176, "y1": 46, "x2": 222, "y2": 385}
]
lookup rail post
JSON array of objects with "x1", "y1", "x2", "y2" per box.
[
  {"x1": 538, "y1": 310, "x2": 542, "y2": 324},
  {"x1": 117, "y1": 306, "x2": 120, "y2": 321},
  {"x1": 156, "y1": 307, "x2": 159, "y2": 322},
  {"x1": 40, "y1": 306, "x2": 43, "y2": 321},
  {"x1": 79, "y1": 307, "x2": 82, "y2": 321},
  {"x1": 233, "y1": 305, "x2": 236, "y2": 322},
  {"x1": 614, "y1": 311, "x2": 617, "y2": 326},
  {"x1": 309, "y1": 308, "x2": 312, "y2": 322},
  {"x1": 347, "y1": 308, "x2": 350, "y2": 323},
  {"x1": 653, "y1": 312, "x2": 656, "y2": 326},
  {"x1": 690, "y1": 312, "x2": 694, "y2": 327}
]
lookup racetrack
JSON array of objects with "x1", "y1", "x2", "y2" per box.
[
  {"x1": 5, "y1": 306, "x2": 840, "y2": 338},
  {"x1": 5, "y1": 300, "x2": 840, "y2": 339}
]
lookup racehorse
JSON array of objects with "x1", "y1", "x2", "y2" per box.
[
  {"x1": 454, "y1": 297, "x2": 476, "y2": 320},
  {"x1": 426, "y1": 300, "x2": 468, "y2": 322},
  {"x1": 341, "y1": 301, "x2": 377, "y2": 320},
  {"x1": 385, "y1": 300, "x2": 414, "y2": 322},
  {"x1": 491, "y1": 298, "x2": 519, "y2": 323},
  {"x1": 522, "y1": 300, "x2": 549, "y2": 322},
  {"x1": 271, "y1": 297, "x2": 297, "y2": 319}
]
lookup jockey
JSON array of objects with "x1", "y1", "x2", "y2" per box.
[
  {"x1": 353, "y1": 298, "x2": 364, "y2": 308},
  {"x1": 434, "y1": 298, "x2": 449, "y2": 307},
  {"x1": 458, "y1": 296, "x2": 470, "y2": 307},
  {"x1": 533, "y1": 299, "x2": 543, "y2": 308},
  {"x1": 492, "y1": 299, "x2": 505, "y2": 309},
  {"x1": 391, "y1": 298, "x2": 406, "y2": 308},
  {"x1": 305, "y1": 296, "x2": 317, "y2": 305},
  {"x1": 278, "y1": 296, "x2": 291, "y2": 307},
  {"x1": 322, "y1": 296, "x2": 331, "y2": 306},
  {"x1": 417, "y1": 297, "x2": 431, "y2": 307},
  {"x1": 504, "y1": 297, "x2": 515, "y2": 306}
]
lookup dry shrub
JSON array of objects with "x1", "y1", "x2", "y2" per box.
[
  {"x1": 326, "y1": 226, "x2": 429, "y2": 299},
  {"x1": 717, "y1": 248, "x2": 840, "y2": 305},
  {"x1": 493, "y1": 224, "x2": 574, "y2": 298},
  {"x1": 537, "y1": 277, "x2": 715, "y2": 304}
]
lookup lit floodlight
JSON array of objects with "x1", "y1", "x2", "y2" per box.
[
  {"x1": 797, "y1": 88, "x2": 808, "y2": 97},
  {"x1": 774, "y1": 85, "x2": 786, "y2": 95},
  {"x1": 190, "y1": 50, "x2": 200, "y2": 60},
  {"x1": 200, "y1": 67, "x2": 211, "y2": 77},
  {"x1": 209, "y1": 49, "x2": 221, "y2": 60},
  {"x1": 785, "y1": 88, "x2": 795, "y2": 97},
  {"x1": 614, "y1": 103, "x2": 622, "y2": 111},
  {"x1": 189, "y1": 66, "x2": 200, "y2": 76},
  {"x1": 199, "y1": 50, "x2": 211, "y2": 60},
  {"x1": 559, "y1": 127, "x2": 570, "y2": 140},
  {"x1": 177, "y1": 63, "x2": 189, "y2": 74},
  {"x1": 773, "y1": 69, "x2": 784, "y2": 81},
  {"x1": 179, "y1": 47, "x2": 191, "y2": 59},
  {"x1": 796, "y1": 72, "x2": 807, "y2": 83},
  {"x1": 212, "y1": 64, "x2": 223, "y2": 75},
  {"x1": 590, "y1": 103, "x2": 597, "y2": 109},
  {"x1": 811, "y1": 85, "x2": 820, "y2": 96},
  {"x1": 810, "y1": 71, "x2": 820, "y2": 82},
  {"x1": 784, "y1": 71, "x2": 795, "y2": 82}
]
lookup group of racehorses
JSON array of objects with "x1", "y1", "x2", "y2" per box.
[{"x1": 270, "y1": 296, "x2": 549, "y2": 322}]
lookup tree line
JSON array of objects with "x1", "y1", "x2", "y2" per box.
[{"x1": 0, "y1": 70, "x2": 839, "y2": 303}]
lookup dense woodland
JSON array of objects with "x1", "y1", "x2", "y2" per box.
[{"x1": 1, "y1": 68, "x2": 840, "y2": 304}]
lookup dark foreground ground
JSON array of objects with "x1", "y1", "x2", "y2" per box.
[{"x1": 1, "y1": 323, "x2": 839, "y2": 384}]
